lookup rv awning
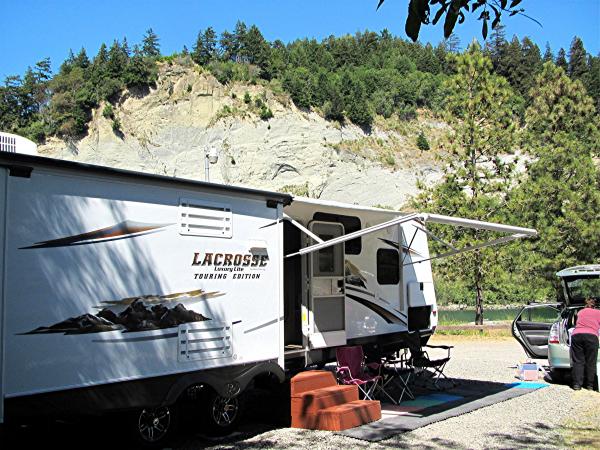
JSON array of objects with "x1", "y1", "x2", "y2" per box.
[{"x1": 284, "y1": 212, "x2": 537, "y2": 263}]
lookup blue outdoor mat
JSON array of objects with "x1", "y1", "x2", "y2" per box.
[{"x1": 338, "y1": 378, "x2": 548, "y2": 442}]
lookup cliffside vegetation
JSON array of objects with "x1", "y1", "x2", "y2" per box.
[
  {"x1": 1, "y1": 23, "x2": 598, "y2": 142},
  {"x1": 0, "y1": 24, "x2": 599, "y2": 311}
]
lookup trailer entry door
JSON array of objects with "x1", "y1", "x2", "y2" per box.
[{"x1": 308, "y1": 222, "x2": 346, "y2": 349}]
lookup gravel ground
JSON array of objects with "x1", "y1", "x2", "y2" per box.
[{"x1": 186, "y1": 336, "x2": 599, "y2": 450}]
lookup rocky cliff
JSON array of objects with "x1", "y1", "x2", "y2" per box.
[{"x1": 39, "y1": 62, "x2": 444, "y2": 208}]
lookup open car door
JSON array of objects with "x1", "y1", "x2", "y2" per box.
[{"x1": 512, "y1": 303, "x2": 561, "y2": 359}]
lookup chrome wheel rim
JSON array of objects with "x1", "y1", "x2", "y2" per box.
[
  {"x1": 138, "y1": 406, "x2": 171, "y2": 442},
  {"x1": 211, "y1": 395, "x2": 239, "y2": 427}
]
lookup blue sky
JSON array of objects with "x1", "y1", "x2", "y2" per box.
[{"x1": 1, "y1": 0, "x2": 599, "y2": 79}]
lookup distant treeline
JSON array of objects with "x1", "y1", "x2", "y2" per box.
[{"x1": 0, "y1": 23, "x2": 598, "y2": 143}]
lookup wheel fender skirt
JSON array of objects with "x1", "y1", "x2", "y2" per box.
[{"x1": 164, "y1": 360, "x2": 284, "y2": 403}]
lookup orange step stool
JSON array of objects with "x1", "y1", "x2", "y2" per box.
[{"x1": 290, "y1": 370, "x2": 381, "y2": 431}]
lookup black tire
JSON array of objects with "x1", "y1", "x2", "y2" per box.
[
  {"x1": 131, "y1": 405, "x2": 178, "y2": 447},
  {"x1": 202, "y1": 390, "x2": 243, "y2": 436}
]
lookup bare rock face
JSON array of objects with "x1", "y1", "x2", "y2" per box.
[{"x1": 38, "y1": 63, "x2": 443, "y2": 209}]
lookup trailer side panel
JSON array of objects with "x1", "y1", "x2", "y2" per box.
[{"x1": 4, "y1": 167, "x2": 283, "y2": 406}]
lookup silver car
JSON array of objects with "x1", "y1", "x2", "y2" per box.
[{"x1": 512, "y1": 265, "x2": 600, "y2": 383}]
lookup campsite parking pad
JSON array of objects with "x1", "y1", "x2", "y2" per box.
[
  {"x1": 2, "y1": 338, "x2": 597, "y2": 449},
  {"x1": 186, "y1": 337, "x2": 598, "y2": 450}
]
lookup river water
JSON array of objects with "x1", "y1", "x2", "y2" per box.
[{"x1": 438, "y1": 308, "x2": 521, "y2": 324}]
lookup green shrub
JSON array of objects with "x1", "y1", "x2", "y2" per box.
[
  {"x1": 102, "y1": 104, "x2": 114, "y2": 119},
  {"x1": 244, "y1": 91, "x2": 251, "y2": 104},
  {"x1": 254, "y1": 97, "x2": 265, "y2": 109},
  {"x1": 187, "y1": 84, "x2": 193, "y2": 93},
  {"x1": 280, "y1": 182, "x2": 310, "y2": 197},
  {"x1": 417, "y1": 131, "x2": 430, "y2": 151},
  {"x1": 372, "y1": 90, "x2": 394, "y2": 119},
  {"x1": 259, "y1": 107, "x2": 273, "y2": 120},
  {"x1": 396, "y1": 103, "x2": 417, "y2": 120},
  {"x1": 380, "y1": 151, "x2": 396, "y2": 168},
  {"x1": 111, "y1": 117, "x2": 121, "y2": 133},
  {"x1": 21, "y1": 121, "x2": 47, "y2": 143}
]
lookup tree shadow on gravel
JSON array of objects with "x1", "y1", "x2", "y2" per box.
[
  {"x1": 488, "y1": 422, "x2": 566, "y2": 449},
  {"x1": 390, "y1": 435, "x2": 472, "y2": 449}
]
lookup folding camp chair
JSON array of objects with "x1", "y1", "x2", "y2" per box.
[
  {"x1": 335, "y1": 345, "x2": 383, "y2": 400},
  {"x1": 406, "y1": 332, "x2": 455, "y2": 390},
  {"x1": 380, "y1": 351, "x2": 415, "y2": 404}
]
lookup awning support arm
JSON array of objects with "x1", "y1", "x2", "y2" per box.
[
  {"x1": 284, "y1": 210, "x2": 536, "y2": 260},
  {"x1": 282, "y1": 214, "x2": 323, "y2": 244},
  {"x1": 402, "y1": 227, "x2": 419, "y2": 265},
  {"x1": 404, "y1": 233, "x2": 527, "y2": 266},
  {"x1": 285, "y1": 213, "x2": 424, "y2": 258},
  {"x1": 413, "y1": 220, "x2": 459, "y2": 252}
]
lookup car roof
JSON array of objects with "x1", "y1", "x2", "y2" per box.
[{"x1": 556, "y1": 265, "x2": 600, "y2": 277}]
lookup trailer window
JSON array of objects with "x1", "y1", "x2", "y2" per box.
[
  {"x1": 377, "y1": 249, "x2": 399, "y2": 285},
  {"x1": 179, "y1": 198, "x2": 233, "y2": 238},
  {"x1": 313, "y1": 212, "x2": 361, "y2": 254}
]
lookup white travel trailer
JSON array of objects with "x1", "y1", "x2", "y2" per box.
[{"x1": 0, "y1": 153, "x2": 536, "y2": 442}]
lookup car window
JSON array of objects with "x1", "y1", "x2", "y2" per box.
[
  {"x1": 521, "y1": 306, "x2": 560, "y2": 323},
  {"x1": 565, "y1": 276, "x2": 600, "y2": 303}
]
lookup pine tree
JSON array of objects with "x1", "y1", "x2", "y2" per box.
[
  {"x1": 74, "y1": 48, "x2": 90, "y2": 69},
  {"x1": 414, "y1": 45, "x2": 519, "y2": 324},
  {"x1": 20, "y1": 58, "x2": 52, "y2": 125},
  {"x1": 142, "y1": 28, "x2": 160, "y2": 58},
  {"x1": 121, "y1": 37, "x2": 130, "y2": 57},
  {"x1": 567, "y1": 36, "x2": 588, "y2": 80},
  {"x1": 556, "y1": 48, "x2": 568, "y2": 72},
  {"x1": 244, "y1": 25, "x2": 270, "y2": 70},
  {"x1": 443, "y1": 33, "x2": 461, "y2": 53},
  {"x1": 487, "y1": 23, "x2": 506, "y2": 70},
  {"x1": 233, "y1": 21, "x2": 248, "y2": 62},
  {"x1": 107, "y1": 40, "x2": 128, "y2": 78},
  {"x1": 219, "y1": 30, "x2": 237, "y2": 61},
  {"x1": 192, "y1": 27, "x2": 218, "y2": 66},
  {"x1": 584, "y1": 55, "x2": 600, "y2": 112},
  {"x1": 416, "y1": 131, "x2": 430, "y2": 151},
  {"x1": 94, "y1": 43, "x2": 109, "y2": 66},
  {"x1": 542, "y1": 42, "x2": 553, "y2": 63},
  {"x1": 124, "y1": 44, "x2": 157, "y2": 88},
  {"x1": 510, "y1": 63, "x2": 600, "y2": 283},
  {"x1": 520, "y1": 37, "x2": 542, "y2": 97},
  {"x1": 496, "y1": 35, "x2": 521, "y2": 88}
]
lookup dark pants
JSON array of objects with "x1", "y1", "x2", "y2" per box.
[{"x1": 571, "y1": 333, "x2": 599, "y2": 388}]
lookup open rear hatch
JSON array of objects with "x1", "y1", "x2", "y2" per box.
[{"x1": 557, "y1": 265, "x2": 600, "y2": 306}]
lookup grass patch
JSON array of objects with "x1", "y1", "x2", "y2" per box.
[
  {"x1": 209, "y1": 104, "x2": 248, "y2": 125},
  {"x1": 561, "y1": 401, "x2": 600, "y2": 449},
  {"x1": 435, "y1": 328, "x2": 512, "y2": 338},
  {"x1": 329, "y1": 135, "x2": 401, "y2": 168},
  {"x1": 280, "y1": 181, "x2": 310, "y2": 197}
]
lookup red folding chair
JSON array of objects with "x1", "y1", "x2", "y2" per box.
[{"x1": 335, "y1": 345, "x2": 382, "y2": 400}]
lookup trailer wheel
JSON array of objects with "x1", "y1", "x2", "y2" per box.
[
  {"x1": 203, "y1": 390, "x2": 243, "y2": 436},
  {"x1": 133, "y1": 405, "x2": 177, "y2": 446}
]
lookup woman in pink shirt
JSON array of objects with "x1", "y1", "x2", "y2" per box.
[{"x1": 571, "y1": 297, "x2": 600, "y2": 390}]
